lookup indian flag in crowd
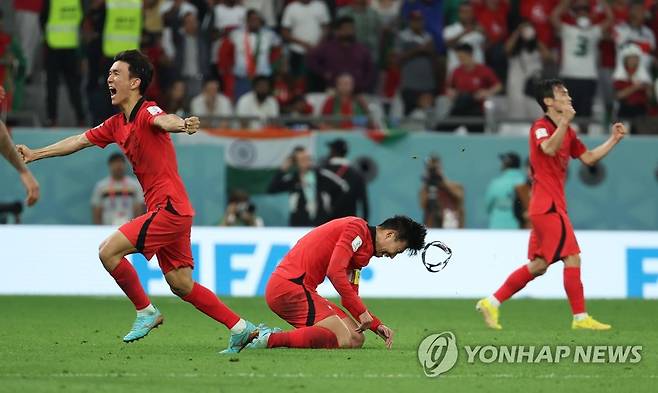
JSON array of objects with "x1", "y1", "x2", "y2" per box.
[{"x1": 176, "y1": 129, "x2": 315, "y2": 193}]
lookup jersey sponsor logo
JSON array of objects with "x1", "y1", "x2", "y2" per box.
[
  {"x1": 535, "y1": 128, "x2": 548, "y2": 139},
  {"x1": 352, "y1": 235, "x2": 363, "y2": 252},
  {"x1": 349, "y1": 269, "x2": 361, "y2": 285},
  {"x1": 146, "y1": 106, "x2": 163, "y2": 116}
]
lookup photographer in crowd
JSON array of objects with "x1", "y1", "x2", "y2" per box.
[
  {"x1": 221, "y1": 189, "x2": 264, "y2": 227},
  {"x1": 419, "y1": 154, "x2": 464, "y2": 228}
]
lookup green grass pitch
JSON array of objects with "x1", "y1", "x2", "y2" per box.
[{"x1": 1, "y1": 297, "x2": 656, "y2": 393}]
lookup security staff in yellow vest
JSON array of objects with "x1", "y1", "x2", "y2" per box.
[
  {"x1": 102, "y1": 0, "x2": 142, "y2": 57},
  {"x1": 41, "y1": 0, "x2": 85, "y2": 126}
]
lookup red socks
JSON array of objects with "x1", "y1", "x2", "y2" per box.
[
  {"x1": 564, "y1": 267, "x2": 586, "y2": 314},
  {"x1": 493, "y1": 264, "x2": 535, "y2": 303},
  {"x1": 110, "y1": 258, "x2": 151, "y2": 310},
  {"x1": 182, "y1": 282, "x2": 241, "y2": 329},
  {"x1": 267, "y1": 326, "x2": 339, "y2": 349}
]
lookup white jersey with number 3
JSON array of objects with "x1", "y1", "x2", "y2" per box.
[{"x1": 559, "y1": 23, "x2": 602, "y2": 79}]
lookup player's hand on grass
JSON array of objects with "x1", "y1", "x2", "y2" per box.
[
  {"x1": 16, "y1": 144, "x2": 35, "y2": 163},
  {"x1": 611, "y1": 122, "x2": 627, "y2": 142},
  {"x1": 355, "y1": 311, "x2": 373, "y2": 333},
  {"x1": 19, "y1": 170, "x2": 40, "y2": 206},
  {"x1": 376, "y1": 325, "x2": 394, "y2": 349},
  {"x1": 183, "y1": 117, "x2": 200, "y2": 135}
]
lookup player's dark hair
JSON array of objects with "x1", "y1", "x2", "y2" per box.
[
  {"x1": 113, "y1": 50, "x2": 153, "y2": 95},
  {"x1": 379, "y1": 216, "x2": 427, "y2": 255},
  {"x1": 455, "y1": 43, "x2": 473, "y2": 55},
  {"x1": 108, "y1": 152, "x2": 125, "y2": 164},
  {"x1": 535, "y1": 78, "x2": 565, "y2": 112}
]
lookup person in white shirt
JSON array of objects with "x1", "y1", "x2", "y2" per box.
[
  {"x1": 281, "y1": 0, "x2": 330, "y2": 80},
  {"x1": 230, "y1": 9, "x2": 281, "y2": 99},
  {"x1": 242, "y1": 0, "x2": 279, "y2": 27},
  {"x1": 214, "y1": 0, "x2": 246, "y2": 34},
  {"x1": 443, "y1": 2, "x2": 485, "y2": 75},
  {"x1": 190, "y1": 78, "x2": 234, "y2": 128},
  {"x1": 551, "y1": 0, "x2": 612, "y2": 121},
  {"x1": 614, "y1": 2, "x2": 656, "y2": 74},
  {"x1": 91, "y1": 153, "x2": 145, "y2": 226},
  {"x1": 236, "y1": 76, "x2": 279, "y2": 129}
]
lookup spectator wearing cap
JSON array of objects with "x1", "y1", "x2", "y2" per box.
[
  {"x1": 91, "y1": 153, "x2": 145, "y2": 226},
  {"x1": 323, "y1": 138, "x2": 369, "y2": 220},
  {"x1": 484, "y1": 152, "x2": 526, "y2": 229}
]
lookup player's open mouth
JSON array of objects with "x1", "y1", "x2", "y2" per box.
[{"x1": 109, "y1": 87, "x2": 117, "y2": 97}]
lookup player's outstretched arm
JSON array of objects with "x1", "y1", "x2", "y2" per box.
[
  {"x1": 0, "y1": 121, "x2": 40, "y2": 206},
  {"x1": 153, "y1": 114, "x2": 200, "y2": 134},
  {"x1": 16, "y1": 133, "x2": 93, "y2": 164},
  {"x1": 579, "y1": 123, "x2": 626, "y2": 166}
]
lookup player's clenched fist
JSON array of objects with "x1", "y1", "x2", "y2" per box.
[
  {"x1": 183, "y1": 116, "x2": 200, "y2": 135},
  {"x1": 16, "y1": 144, "x2": 35, "y2": 164},
  {"x1": 611, "y1": 122, "x2": 626, "y2": 142},
  {"x1": 355, "y1": 310, "x2": 374, "y2": 333},
  {"x1": 376, "y1": 325, "x2": 394, "y2": 349}
]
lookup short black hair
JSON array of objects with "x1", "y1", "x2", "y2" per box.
[
  {"x1": 455, "y1": 43, "x2": 473, "y2": 54},
  {"x1": 335, "y1": 15, "x2": 355, "y2": 29},
  {"x1": 113, "y1": 50, "x2": 153, "y2": 95},
  {"x1": 108, "y1": 152, "x2": 125, "y2": 164},
  {"x1": 252, "y1": 75, "x2": 271, "y2": 87},
  {"x1": 534, "y1": 78, "x2": 565, "y2": 112},
  {"x1": 379, "y1": 215, "x2": 427, "y2": 255}
]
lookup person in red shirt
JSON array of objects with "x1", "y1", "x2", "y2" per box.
[
  {"x1": 15, "y1": 50, "x2": 261, "y2": 353},
  {"x1": 244, "y1": 216, "x2": 427, "y2": 350},
  {"x1": 477, "y1": 79, "x2": 626, "y2": 330}
]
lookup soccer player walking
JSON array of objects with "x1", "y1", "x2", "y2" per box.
[
  {"x1": 477, "y1": 79, "x2": 626, "y2": 330},
  {"x1": 245, "y1": 216, "x2": 427, "y2": 350},
  {"x1": 16, "y1": 50, "x2": 259, "y2": 352}
]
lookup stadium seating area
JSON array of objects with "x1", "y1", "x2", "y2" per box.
[{"x1": 4, "y1": 0, "x2": 658, "y2": 134}]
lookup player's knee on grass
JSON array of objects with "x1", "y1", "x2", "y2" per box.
[
  {"x1": 164, "y1": 269, "x2": 194, "y2": 297},
  {"x1": 350, "y1": 332, "x2": 365, "y2": 348},
  {"x1": 528, "y1": 258, "x2": 549, "y2": 276}
]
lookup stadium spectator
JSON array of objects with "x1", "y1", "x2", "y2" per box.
[
  {"x1": 161, "y1": 0, "x2": 198, "y2": 27},
  {"x1": 419, "y1": 154, "x2": 464, "y2": 229},
  {"x1": 402, "y1": 92, "x2": 437, "y2": 130},
  {"x1": 505, "y1": 22, "x2": 552, "y2": 120},
  {"x1": 214, "y1": 0, "x2": 246, "y2": 35},
  {"x1": 190, "y1": 78, "x2": 233, "y2": 128},
  {"x1": 267, "y1": 146, "x2": 347, "y2": 227},
  {"x1": 484, "y1": 152, "x2": 526, "y2": 229},
  {"x1": 41, "y1": 0, "x2": 86, "y2": 127},
  {"x1": 473, "y1": 0, "x2": 510, "y2": 82},
  {"x1": 519, "y1": 0, "x2": 559, "y2": 47},
  {"x1": 395, "y1": 10, "x2": 436, "y2": 115},
  {"x1": 598, "y1": 0, "x2": 630, "y2": 118},
  {"x1": 143, "y1": 0, "x2": 165, "y2": 36},
  {"x1": 282, "y1": 95, "x2": 316, "y2": 130},
  {"x1": 162, "y1": 11, "x2": 207, "y2": 97},
  {"x1": 446, "y1": 43, "x2": 502, "y2": 131},
  {"x1": 221, "y1": 189, "x2": 264, "y2": 226},
  {"x1": 82, "y1": 0, "x2": 110, "y2": 124},
  {"x1": 14, "y1": 0, "x2": 43, "y2": 81},
  {"x1": 613, "y1": 45, "x2": 652, "y2": 132},
  {"x1": 323, "y1": 138, "x2": 369, "y2": 220},
  {"x1": 228, "y1": 9, "x2": 281, "y2": 99},
  {"x1": 372, "y1": 0, "x2": 402, "y2": 27},
  {"x1": 91, "y1": 153, "x2": 145, "y2": 226},
  {"x1": 0, "y1": 10, "x2": 26, "y2": 112},
  {"x1": 307, "y1": 16, "x2": 376, "y2": 93},
  {"x1": 337, "y1": 0, "x2": 382, "y2": 63},
  {"x1": 320, "y1": 73, "x2": 371, "y2": 129},
  {"x1": 613, "y1": 1, "x2": 655, "y2": 74},
  {"x1": 400, "y1": 0, "x2": 446, "y2": 53},
  {"x1": 243, "y1": 0, "x2": 278, "y2": 27},
  {"x1": 236, "y1": 75, "x2": 279, "y2": 129},
  {"x1": 281, "y1": 0, "x2": 331, "y2": 88},
  {"x1": 551, "y1": 0, "x2": 612, "y2": 125},
  {"x1": 443, "y1": 2, "x2": 485, "y2": 75},
  {"x1": 163, "y1": 79, "x2": 189, "y2": 117},
  {"x1": 199, "y1": 0, "x2": 221, "y2": 80},
  {"x1": 513, "y1": 159, "x2": 532, "y2": 229}
]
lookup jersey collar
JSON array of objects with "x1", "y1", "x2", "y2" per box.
[
  {"x1": 368, "y1": 225, "x2": 376, "y2": 256},
  {"x1": 125, "y1": 97, "x2": 145, "y2": 124},
  {"x1": 544, "y1": 115, "x2": 558, "y2": 128}
]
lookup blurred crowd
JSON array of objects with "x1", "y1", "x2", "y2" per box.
[{"x1": 4, "y1": 0, "x2": 658, "y2": 133}]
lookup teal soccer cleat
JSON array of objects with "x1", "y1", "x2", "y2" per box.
[
  {"x1": 122, "y1": 308, "x2": 164, "y2": 343},
  {"x1": 244, "y1": 325, "x2": 282, "y2": 350},
  {"x1": 219, "y1": 321, "x2": 259, "y2": 354}
]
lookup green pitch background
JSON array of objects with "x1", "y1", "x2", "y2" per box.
[{"x1": 1, "y1": 297, "x2": 656, "y2": 393}]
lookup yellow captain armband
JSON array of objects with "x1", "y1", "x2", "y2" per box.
[{"x1": 349, "y1": 269, "x2": 361, "y2": 285}]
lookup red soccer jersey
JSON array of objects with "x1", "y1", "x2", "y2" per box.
[
  {"x1": 85, "y1": 98, "x2": 194, "y2": 216},
  {"x1": 274, "y1": 216, "x2": 375, "y2": 319},
  {"x1": 528, "y1": 116, "x2": 587, "y2": 216},
  {"x1": 449, "y1": 64, "x2": 500, "y2": 97}
]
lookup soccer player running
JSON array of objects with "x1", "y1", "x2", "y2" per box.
[
  {"x1": 16, "y1": 50, "x2": 259, "y2": 352},
  {"x1": 0, "y1": 86, "x2": 40, "y2": 206},
  {"x1": 477, "y1": 79, "x2": 626, "y2": 330},
  {"x1": 245, "y1": 215, "x2": 427, "y2": 350}
]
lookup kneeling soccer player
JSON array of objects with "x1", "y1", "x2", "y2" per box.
[{"x1": 246, "y1": 215, "x2": 427, "y2": 350}]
